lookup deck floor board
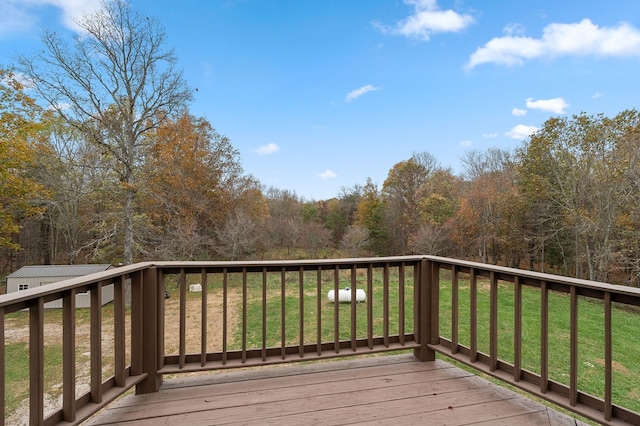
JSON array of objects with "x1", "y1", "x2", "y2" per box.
[{"x1": 86, "y1": 355, "x2": 586, "y2": 425}]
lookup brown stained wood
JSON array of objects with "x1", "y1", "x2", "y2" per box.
[
  {"x1": 137, "y1": 267, "x2": 160, "y2": 394},
  {"x1": 489, "y1": 271, "x2": 498, "y2": 372},
  {"x1": 86, "y1": 355, "x2": 584, "y2": 426},
  {"x1": 398, "y1": 263, "x2": 405, "y2": 346},
  {"x1": 604, "y1": 291, "x2": 612, "y2": 420},
  {"x1": 569, "y1": 286, "x2": 578, "y2": 407},
  {"x1": 178, "y1": 269, "x2": 186, "y2": 369},
  {"x1": 367, "y1": 264, "x2": 374, "y2": 350},
  {"x1": 316, "y1": 266, "x2": 322, "y2": 355},
  {"x1": 0, "y1": 307, "x2": 4, "y2": 423},
  {"x1": 299, "y1": 266, "x2": 305, "y2": 357},
  {"x1": 470, "y1": 267, "x2": 478, "y2": 363},
  {"x1": 222, "y1": 268, "x2": 228, "y2": 365},
  {"x1": 333, "y1": 265, "x2": 339, "y2": 353},
  {"x1": 262, "y1": 267, "x2": 268, "y2": 361},
  {"x1": 156, "y1": 270, "x2": 165, "y2": 371},
  {"x1": 281, "y1": 267, "x2": 287, "y2": 358},
  {"x1": 62, "y1": 289, "x2": 76, "y2": 421},
  {"x1": 114, "y1": 277, "x2": 125, "y2": 387},
  {"x1": 383, "y1": 263, "x2": 390, "y2": 347},
  {"x1": 514, "y1": 275, "x2": 522, "y2": 382},
  {"x1": 350, "y1": 265, "x2": 357, "y2": 352},
  {"x1": 200, "y1": 268, "x2": 207, "y2": 367},
  {"x1": 541, "y1": 280, "x2": 549, "y2": 394},
  {"x1": 90, "y1": 283, "x2": 102, "y2": 403},
  {"x1": 451, "y1": 264, "x2": 458, "y2": 354},
  {"x1": 242, "y1": 268, "x2": 247, "y2": 363},
  {"x1": 30, "y1": 298, "x2": 45, "y2": 423}
]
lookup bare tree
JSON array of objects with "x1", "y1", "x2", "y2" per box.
[
  {"x1": 340, "y1": 225, "x2": 371, "y2": 257},
  {"x1": 19, "y1": 0, "x2": 192, "y2": 265},
  {"x1": 215, "y1": 212, "x2": 258, "y2": 260}
]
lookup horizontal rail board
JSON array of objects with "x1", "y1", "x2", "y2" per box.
[{"x1": 160, "y1": 342, "x2": 421, "y2": 374}]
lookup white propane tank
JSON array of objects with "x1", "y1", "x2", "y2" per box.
[{"x1": 327, "y1": 287, "x2": 366, "y2": 303}]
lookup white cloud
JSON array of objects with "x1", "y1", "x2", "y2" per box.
[
  {"x1": 0, "y1": 0, "x2": 104, "y2": 36},
  {"x1": 592, "y1": 92, "x2": 604, "y2": 99},
  {"x1": 48, "y1": 102, "x2": 71, "y2": 111},
  {"x1": 345, "y1": 85, "x2": 380, "y2": 102},
  {"x1": 503, "y1": 23, "x2": 526, "y2": 37},
  {"x1": 256, "y1": 143, "x2": 280, "y2": 155},
  {"x1": 512, "y1": 108, "x2": 527, "y2": 116},
  {"x1": 459, "y1": 140, "x2": 472, "y2": 147},
  {"x1": 482, "y1": 131, "x2": 500, "y2": 138},
  {"x1": 467, "y1": 19, "x2": 640, "y2": 69},
  {"x1": 319, "y1": 170, "x2": 337, "y2": 179},
  {"x1": 373, "y1": 0, "x2": 474, "y2": 41},
  {"x1": 505, "y1": 124, "x2": 539, "y2": 140},
  {"x1": 526, "y1": 97, "x2": 569, "y2": 114}
]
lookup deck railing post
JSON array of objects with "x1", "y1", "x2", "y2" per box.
[
  {"x1": 135, "y1": 266, "x2": 162, "y2": 394},
  {"x1": 414, "y1": 258, "x2": 435, "y2": 361}
]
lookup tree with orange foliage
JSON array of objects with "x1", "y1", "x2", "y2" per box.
[
  {"x1": 0, "y1": 68, "x2": 50, "y2": 251},
  {"x1": 142, "y1": 113, "x2": 266, "y2": 259}
]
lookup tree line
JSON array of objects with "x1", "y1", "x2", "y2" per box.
[{"x1": 2, "y1": 1, "x2": 639, "y2": 287}]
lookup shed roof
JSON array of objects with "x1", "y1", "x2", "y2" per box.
[{"x1": 6, "y1": 264, "x2": 113, "y2": 279}]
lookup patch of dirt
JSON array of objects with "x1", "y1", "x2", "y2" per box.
[
  {"x1": 594, "y1": 358, "x2": 630, "y2": 374},
  {"x1": 5, "y1": 288, "x2": 240, "y2": 425}
]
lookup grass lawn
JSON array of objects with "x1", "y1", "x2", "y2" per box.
[{"x1": 437, "y1": 275, "x2": 640, "y2": 414}]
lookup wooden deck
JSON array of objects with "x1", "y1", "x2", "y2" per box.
[{"x1": 86, "y1": 355, "x2": 588, "y2": 425}]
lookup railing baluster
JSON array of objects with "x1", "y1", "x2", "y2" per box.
[
  {"x1": 299, "y1": 266, "x2": 305, "y2": 357},
  {"x1": 514, "y1": 275, "x2": 522, "y2": 382},
  {"x1": 201, "y1": 268, "x2": 208, "y2": 367},
  {"x1": 316, "y1": 266, "x2": 322, "y2": 356},
  {"x1": 489, "y1": 271, "x2": 498, "y2": 372},
  {"x1": 430, "y1": 261, "x2": 440, "y2": 347},
  {"x1": 569, "y1": 286, "x2": 578, "y2": 406},
  {"x1": 0, "y1": 307, "x2": 4, "y2": 423},
  {"x1": 91, "y1": 281, "x2": 102, "y2": 403},
  {"x1": 333, "y1": 265, "x2": 339, "y2": 353},
  {"x1": 114, "y1": 276, "x2": 125, "y2": 386},
  {"x1": 350, "y1": 265, "x2": 357, "y2": 352},
  {"x1": 130, "y1": 272, "x2": 143, "y2": 376},
  {"x1": 604, "y1": 291, "x2": 612, "y2": 420},
  {"x1": 62, "y1": 288, "x2": 76, "y2": 421},
  {"x1": 200, "y1": 268, "x2": 209, "y2": 367},
  {"x1": 157, "y1": 269, "x2": 165, "y2": 370},
  {"x1": 451, "y1": 265, "x2": 458, "y2": 354},
  {"x1": 281, "y1": 267, "x2": 286, "y2": 359},
  {"x1": 262, "y1": 267, "x2": 268, "y2": 361},
  {"x1": 367, "y1": 264, "x2": 374, "y2": 350},
  {"x1": 399, "y1": 263, "x2": 405, "y2": 346},
  {"x1": 29, "y1": 297, "x2": 44, "y2": 423},
  {"x1": 383, "y1": 263, "x2": 390, "y2": 348},
  {"x1": 470, "y1": 268, "x2": 477, "y2": 363},
  {"x1": 178, "y1": 269, "x2": 186, "y2": 369},
  {"x1": 242, "y1": 268, "x2": 248, "y2": 364},
  {"x1": 540, "y1": 280, "x2": 549, "y2": 394},
  {"x1": 222, "y1": 268, "x2": 228, "y2": 365}
]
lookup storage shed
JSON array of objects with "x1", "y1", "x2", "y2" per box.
[{"x1": 5, "y1": 264, "x2": 114, "y2": 308}]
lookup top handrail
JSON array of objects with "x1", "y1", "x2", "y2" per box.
[
  {"x1": 425, "y1": 255, "x2": 640, "y2": 303},
  {"x1": 0, "y1": 262, "x2": 154, "y2": 310}
]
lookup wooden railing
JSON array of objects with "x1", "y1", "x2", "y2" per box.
[
  {"x1": 424, "y1": 256, "x2": 640, "y2": 425},
  {"x1": 1, "y1": 256, "x2": 639, "y2": 425}
]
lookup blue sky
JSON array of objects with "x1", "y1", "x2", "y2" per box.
[{"x1": 2, "y1": 1, "x2": 640, "y2": 200}]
